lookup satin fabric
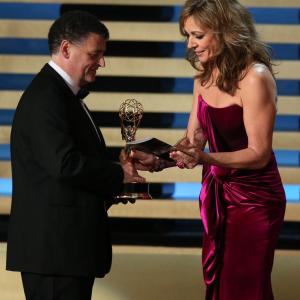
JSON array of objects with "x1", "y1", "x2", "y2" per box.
[{"x1": 197, "y1": 95, "x2": 286, "y2": 300}]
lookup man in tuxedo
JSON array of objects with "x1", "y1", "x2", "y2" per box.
[{"x1": 6, "y1": 10, "x2": 143, "y2": 300}]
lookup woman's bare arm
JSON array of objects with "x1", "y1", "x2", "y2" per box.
[{"x1": 171, "y1": 64, "x2": 277, "y2": 169}]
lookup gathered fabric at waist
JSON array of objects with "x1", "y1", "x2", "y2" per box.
[{"x1": 201, "y1": 154, "x2": 286, "y2": 207}]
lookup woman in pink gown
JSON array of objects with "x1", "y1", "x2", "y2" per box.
[
  {"x1": 131, "y1": 0, "x2": 286, "y2": 299},
  {"x1": 169, "y1": 0, "x2": 286, "y2": 299}
]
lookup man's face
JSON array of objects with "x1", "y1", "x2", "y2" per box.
[{"x1": 68, "y1": 33, "x2": 106, "y2": 87}]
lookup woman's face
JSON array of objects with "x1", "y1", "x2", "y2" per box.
[{"x1": 183, "y1": 15, "x2": 219, "y2": 63}]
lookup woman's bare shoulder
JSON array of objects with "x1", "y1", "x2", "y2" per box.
[
  {"x1": 239, "y1": 63, "x2": 276, "y2": 105},
  {"x1": 242, "y1": 63, "x2": 275, "y2": 87}
]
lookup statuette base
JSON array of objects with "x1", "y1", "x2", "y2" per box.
[{"x1": 115, "y1": 182, "x2": 152, "y2": 200}]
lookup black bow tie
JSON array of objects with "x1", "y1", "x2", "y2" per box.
[{"x1": 77, "y1": 89, "x2": 90, "y2": 100}]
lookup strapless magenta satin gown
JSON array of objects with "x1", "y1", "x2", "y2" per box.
[{"x1": 197, "y1": 95, "x2": 286, "y2": 300}]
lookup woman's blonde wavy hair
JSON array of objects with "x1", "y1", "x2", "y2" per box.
[{"x1": 179, "y1": 0, "x2": 274, "y2": 95}]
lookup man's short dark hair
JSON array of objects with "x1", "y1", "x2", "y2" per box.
[{"x1": 48, "y1": 10, "x2": 109, "y2": 54}]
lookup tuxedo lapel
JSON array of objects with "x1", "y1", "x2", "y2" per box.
[
  {"x1": 79, "y1": 99, "x2": 106, "y2": 147},
  {"x1": 41, "y1": 63, "x2": 106, "y2": 148}
]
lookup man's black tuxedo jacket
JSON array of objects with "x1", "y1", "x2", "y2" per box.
[{"x1": 6, "y1": 64, "x2": 124, "y2": 277}]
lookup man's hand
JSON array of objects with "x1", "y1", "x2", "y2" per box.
[
  {"x1": 119, "y1": 150, "x2": 146, "y2": 183},
  {"x1": 129, "y1": 150, "x2": 157, "y2": 171}
]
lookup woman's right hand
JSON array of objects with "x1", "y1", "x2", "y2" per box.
[{"x1": 170, "y1": 137, "x2": 205, "y2": 169}]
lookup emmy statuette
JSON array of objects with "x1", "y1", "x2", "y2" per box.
[{"x1": 116, "y1": 99, "x2": 151, "y2": 200}]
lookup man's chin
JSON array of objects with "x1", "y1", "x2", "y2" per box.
[
  {"x1": 81, "y1": 76, "x2": 96, "y2": 86},
  {"x1": 87, "y1": 75, "x2": 97, "y2": 82}
]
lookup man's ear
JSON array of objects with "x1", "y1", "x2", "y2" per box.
[{"x1": 60, "y1": 40, "x2": 71, "y2": 59}]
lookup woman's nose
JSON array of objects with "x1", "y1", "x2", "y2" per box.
[{"x1": 187, "y1": 37, "x2": 196, "y2": 49}]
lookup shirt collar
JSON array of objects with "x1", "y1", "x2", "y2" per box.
[{"x1": 48, "y1": 60, "x2": 80, "y2": 95}]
